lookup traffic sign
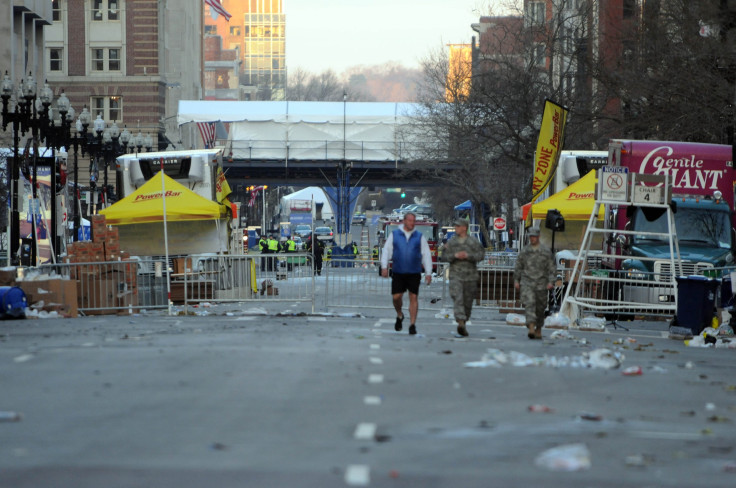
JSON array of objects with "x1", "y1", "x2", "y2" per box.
[
  {"x1": 493, "y1": 217, "x2": 506, "y2": 231},
  {"x1": 599, "y1": 166, "x2": 628, "y2": 202}
]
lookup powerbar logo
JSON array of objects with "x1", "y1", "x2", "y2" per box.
[{"x1": 134, "y1": 190, "x2": 182, "y2": 202}]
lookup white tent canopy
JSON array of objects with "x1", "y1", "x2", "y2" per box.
[
  {"x1": 177, "y1": 100, "x2": 424, "y2": 161},
  {"x1": 280, "y1": 186, "x2": 334, "y2": 222}
]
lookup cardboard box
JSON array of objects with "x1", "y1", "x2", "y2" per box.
[
  {"x1": 0, "y1": 267, "x2": 17, "y2": 286},
  {"x1": 16, "y1": 278, "x2": 78, "y2": 317}
]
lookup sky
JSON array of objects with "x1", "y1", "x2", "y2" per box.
[{"x1": 285, "y1": 0, "x2": 505, "y2": 74}]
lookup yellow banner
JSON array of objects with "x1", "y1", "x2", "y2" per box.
[
  {"x1": 215, "y1": 167, "x2": 232, "y2": 203},
  {"x1": 531, "y1": 99, "x2": 568, "y2": 202}
]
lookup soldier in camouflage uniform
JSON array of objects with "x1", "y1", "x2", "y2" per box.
[
  {"x1": 513, "y1": 227, "x2": 556, "y2": 339},
  {"x1": 441, "y1": 219, "x2": 485, "y2": 337}
]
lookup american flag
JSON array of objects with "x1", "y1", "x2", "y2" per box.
[
  {"x1": 197, "y1": 122, "x2": 217, "y2": 149},
  {"x1": 204, "y1": 0, "x2": 232, "y2": 22},
  {"x1": 248, "y1": 185, "x2": 265, "y2": 207}
]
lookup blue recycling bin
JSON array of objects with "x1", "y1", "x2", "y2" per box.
[{"x1": 675, "y1": 276, "x2": 719, "y2": 335}]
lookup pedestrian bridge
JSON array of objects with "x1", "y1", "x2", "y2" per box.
[{"x1": 177, "y1": 100, "x2": 452, "y2": 187}]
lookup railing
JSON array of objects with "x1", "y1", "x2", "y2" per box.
[
  {"x1": 182, "y1": 253, "x2": 316, "y2": 312},
  {"x1": 324, "y1": 258, "x2": 448, "y2": 310},
  {"x1": 231, "y1": 139, "x2": 448, "y2": 162}
]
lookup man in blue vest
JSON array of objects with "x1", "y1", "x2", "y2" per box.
[{"x1": 380, "y1": 212, "x2": 433, "y2": 335}]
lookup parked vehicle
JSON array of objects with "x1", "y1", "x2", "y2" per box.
[
  {"x1": 603, "y1": 140, "x2": 735, "y2": 304},
  {"x1": 314, "y1": 226, "x2": 334, "y2": 242},
  {"x1": 352, "y1": 213, "x2": 367, "y2": 225},
  {"x1": 294, "y1": 224, "x2": 312, "y2": 238}
]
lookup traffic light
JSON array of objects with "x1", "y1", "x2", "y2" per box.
[{"x1": 400, "y1": 191, "x2": 405, "y2": 198}]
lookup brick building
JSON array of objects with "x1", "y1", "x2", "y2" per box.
[
  {"x1": 44, "y1": 0, "x2": 203, "y2": 156},
  {"x1": 204, "y1": 34, "x2": 241, "y2": 101}
]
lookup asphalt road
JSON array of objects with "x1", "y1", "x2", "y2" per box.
[{"x1": 2, "y1": 305, "x2": 736, "y2": 487}]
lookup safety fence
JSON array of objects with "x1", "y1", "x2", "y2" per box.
[
  {"x1": 324, "y1": 258, "x2": 448, "y2": 311},
  {"x1": 35, "y1": 253, "x2": 317, "y2": 315}
]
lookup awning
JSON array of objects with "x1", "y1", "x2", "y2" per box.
[
  {"x1": 454, "y1": 200, "x2": 471, "y2": 211},
  {"x1": 100, "y1": 171, "x2": 228, "y2": 225},
  {"x1": 521, "y1": 170, "x2": 602, "y2": 222}
]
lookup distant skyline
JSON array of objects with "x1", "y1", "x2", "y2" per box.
[{"x1": 285, "y1": 0, "x2": 505, "y2": 74}]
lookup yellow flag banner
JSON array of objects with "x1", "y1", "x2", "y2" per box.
[
  {"x1": 531, "y1": 99, "x2": 568, "y2": 202},
  {"x1": 215, "y1": 167, "x2": 232, "y2": 203}
]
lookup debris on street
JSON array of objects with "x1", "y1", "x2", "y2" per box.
[
  {"x1": 463, "y1": 348, "x2": 625, "y2": 369},
  {"x1": 534, "y1": 443, "x2": 591, "y2": 471}
]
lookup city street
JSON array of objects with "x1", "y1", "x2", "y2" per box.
[{"x1": 2, "y1": 300, "x2": 736, "y2": 487}]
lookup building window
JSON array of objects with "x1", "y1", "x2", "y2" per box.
[
  {"x1": 533, "y1": 43, "x2": 546, "y2": 67},
  {"x1": 91, "y1": 96, "x2": 122, "y2": 123},
  {"x1": 623, "y1": 0, "x2": 637, "y2": 19},
  {"x1": 92, "y1": 0, "x2": 121, "y2": 22},
  {"x1": 52, "y1": 0, "x2": 61, "y2": 22},
  {"x1": 526, "y1": 1, "x2": 546, "y2": 26},
  {"x1": 91, "y1": 48, "x2": 122, "y2": 72},
  {"x1": 230, "y1": 26, "x2": 241, "y2": 36},
  {"x1": 49, "y1": 48, "x2": 63, "y2": 72},
  {"x1": 205, "y1": 25, "x2": 217, "y2": 35}
]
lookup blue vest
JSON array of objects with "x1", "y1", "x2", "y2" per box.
[{"x1": 391, "y1": 229, "x2": 423, "y2": 274}]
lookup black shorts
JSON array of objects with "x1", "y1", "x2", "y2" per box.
[{"x1": 391, "y1": 273, "x2": 421, "y2": 295}]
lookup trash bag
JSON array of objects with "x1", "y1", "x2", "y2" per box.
[
  {"x1": 544, "y1": 312, "x2": 570, "y2": 329},
  {"x1": 505, "y1": 313, "x2": 526, "y2": 326}
]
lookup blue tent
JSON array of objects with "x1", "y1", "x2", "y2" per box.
[{"x1": 454, "y1": 200, "x2": 472, "y2": 211}]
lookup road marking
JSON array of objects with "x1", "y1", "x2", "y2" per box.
[
  {"x1": 364, "y1": 396, "x2": 382, "y2": 405},
  {"x1": 308, "y1": 317, "x2": 327, "y2": 322},
  {"x1": 373, "y1": 321, "x2": 382, "y2": 327},
  {"x1": 345, "y1": 464, "x2": 370, "y2": 486},
  {"x1": 235, "y1": 316, "x2": 256, "y2": 321},
  {"x1": 370, "y1": 344, "x2": 380, "y2": 350},
  {"x1": 369, "y1": 357, "x2": 383, "y2": 365},
  {"x1": 13, "y1": 354, "x2": 34, "y2": 363},
  {"x1": 378, "y1": 318, "x2": 394, "y2": 324},
  {"x1": 354, "y1": 423, "x2": 376, "y2": 440},
  {"x1": 368, "y1": 374, "x2": 384, "y2": 384}
]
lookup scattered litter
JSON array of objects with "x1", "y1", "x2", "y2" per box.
[
  {"x1": 622, "y1": 366, "x2": 643, "y2": 376},
  {"x1": 505, "y1": 313, "x2": 526, "y2": 326},
  {"x1": 707, "y1": 415, "x2": 732, "y2": 423},
  {"x1": 685, "y1": 334, "x2": 736, "y2": 348},
  {"x1": 625, "y1": 454, "x2": 655, "y2": 467},
  {"x1": 210, "y1": 442, "x2": 228, "y2": 451},
  {"x1": 13, "y1": 354, "x2": 34, "y2": 363},
  {"x1": 435, "y1": 309, "x2": 452, "y2": 319},
  {"x1": 576, "y1": 317, "x2": 606, "y2": 331},
  {"x1": 528, "y1": 405, "x2": 554, "y2": 413},
  {"x1": 650, "y1": 365, "x2": 668, "y2": 373},
  {"x1": 0, "y1": 411, "x2": 22, "y2": 422},
  {"x1": 685, "y1": 361, "x2": 694, "y2": 369},
  {"x1": 544, "y1": 313, "x2": 570, "y2": 329},
  {"x1": 669, "y1": 326, "x2": 694, "y2": 340},
  {"x1": 578, "y1": 413, "x2": 603, "y2": 421},
  {"x1": 464, "y1": 348, "x2": 624, "y2": 370},
  {"x1": 535, "y1": 443, "x2": 591, "y2": 471},
  {"x1": 24, "y1": 309, "x2": 61, "y2": 319},
  {"x1": 706, "y1": 403, "x2": 717, "y2": 411},
  {"x1": 587, "y1": 349, "x2": 624, "y2": 369}
]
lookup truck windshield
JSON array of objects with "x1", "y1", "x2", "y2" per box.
[{"x1": 633, "y1": 207, "x2": 731, "y2": 249}]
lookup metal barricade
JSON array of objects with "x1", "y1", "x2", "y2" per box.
[
  {"x1": 38, "y1": 257, "x2": 169, "y2": 315},
  {"x1": 324, "y1": 258, "x2": 447, "y2": 311},
  {"x1": 475, "y1": 265, "x2": 524, "y2": 311},
  {"x1": 182, "y1": 253, "x2": 316, "y2": 312}
]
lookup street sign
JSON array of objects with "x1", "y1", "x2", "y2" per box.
[
  {"x1": 599, "y1": 166, "x2": 628, "y2": 202},
  {"x1": 493, "y1": 217, "x2": 506, "y2": 231}
]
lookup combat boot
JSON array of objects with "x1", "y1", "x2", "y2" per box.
[
  {"x1": 457, "y1": 320, "x2": 468, "y2": 337},
  {"x1": 527, "y1": 322, "x2": 536, "y2": 340},
  {"x1": 534, "y1": 323, "x2": 543, "y2": 340}
]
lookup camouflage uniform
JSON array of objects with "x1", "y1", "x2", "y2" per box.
[
  {"x1": 441, "y1": 236, "x2": 485, "y2": 322},
  {"x1": 513, "y1": 243, "x2": 556, "y2": 326}
]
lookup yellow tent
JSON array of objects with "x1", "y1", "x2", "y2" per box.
[
  {"x1": 100, "y1": 172, "x2": 230, "y2": 256},
  {"x1": 523, "y1": 170, "x2": 602, "y2": 222},
  {"x1": 101, "y1": 171, "x2": 227, "y2": 224}
]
